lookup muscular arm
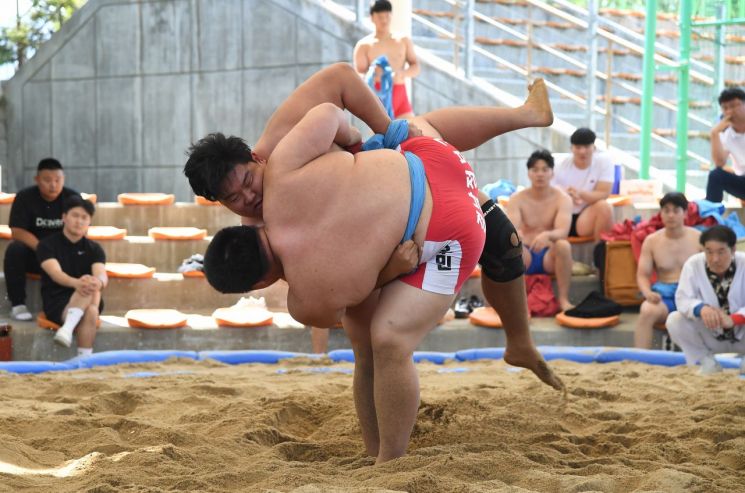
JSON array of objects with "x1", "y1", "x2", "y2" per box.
[
  {"x1": 40, "y1": 258, "x2": 80, "y2": 290},
  {"x1": 399, "y1": 37, "x2": 420, "y2": 79},
  {"x1": 505, "y1": 197, "x2": 524, "y2": 234},
  {"x1": 578, "y1": 181, "x2": 611, "y2": 205},
  {"x1": 636, "y1": 237, "x2": 655, "y2": 298},
  {"x1": 92, "y1": 262, "x2": 108, "y2": 290},
  {"x1": 549, "y1": 193, "x2": 573, "y2": 240},
  {"x1": 254, "y1": 63, "x2": 391, "y2": 159},
  {"x1": 11, "y1": 227, "x2": 39, "y2": 251},
  {"x1": 353, "y1": 42, "x2": 370, "y2": 76},
  {"x1": 267, "y1": 103, "x2": 355, "y2": 177}
]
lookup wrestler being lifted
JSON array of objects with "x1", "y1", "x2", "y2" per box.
[{"x1": 184, "y1": 63, "x2": 563, "y2": 393}]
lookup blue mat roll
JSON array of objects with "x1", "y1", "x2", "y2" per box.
[{"x1": 198, "y1": 350, "x2": 310, "y2": 364}]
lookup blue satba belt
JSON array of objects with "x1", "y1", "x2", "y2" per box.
[{"x1": 402, "y1": 151, "x2": 426, "y2": 243}]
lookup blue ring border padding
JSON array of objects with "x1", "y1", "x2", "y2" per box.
[{"x1": 0, "y1": 347, "x2": 742, "y2": 374}]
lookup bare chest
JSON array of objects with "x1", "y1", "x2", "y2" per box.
[{"x1": 366, "y1": 39, "x2": 407, "y2": 69}]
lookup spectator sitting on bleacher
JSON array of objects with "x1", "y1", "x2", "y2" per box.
[
  {"x1": 506, "y1": 150, "x2": 574, "y2": 311},
  {"x1": 5, "y1": 158, "x2": 80, "y2": 321},
  {"x1": 706, "y1": 87, "x2": 745, "y2": 203},
  {"x1": 634, "y1": 192, "x2": 701, "y2": 349},
  {"x1": 37, "y1": 196, "x2": 107, "y2": 354},
  {"x1": 552, "y1": 128, "x2": 613, "y2": 241},
  {"x1": 666, "y1": 225, "x2": 745, "y2": 375}
]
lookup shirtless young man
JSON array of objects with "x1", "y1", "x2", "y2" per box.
[
  {"x1": 184, "y1": 63, "x2": 563, "y2": 392},
  {"x1": 634, "y1": 192, "x2": 701, "y2": 349},
  {"x1": 353, "y1": 0, "x2": 419, "y2": 118},
  {"x1": 506, "y1": 150, "x2": 574, "y2": 311}
]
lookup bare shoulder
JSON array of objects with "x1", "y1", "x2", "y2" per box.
[
  {"x1": 553, "y1": 186, "x2": 572, "y2": 203},
  {"x1": 394, "y1": 33, "x2": 412, "y2": 43},
  {"x1": 686, "y1": 226, "x2": 702, "y2": 241},
  {"x1": 645, "y1": 229, "x2": 663, "y2": 245}
]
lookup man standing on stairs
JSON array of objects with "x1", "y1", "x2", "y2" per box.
[
  {"x1": 634, "y1": 192, "x2": 701, "y2": 349},
  {"x1": 354, "y1": 0, "x2": 419, "y2": 119},
  {"x1": 5, "y1": 158, "x2": 80, "y2": 321},
  {"x1": 37, "y1": 196, "x2": 107, "y2": 355},
  {"x1": 552, "y1": 128, "x2": 614, "y2": 241},
  {"x1": 506, "y1": 149, "x2": 574, "y2": 311},
  {"x1": 706, "y1": 87, "x2": 745, "y2": 203}
]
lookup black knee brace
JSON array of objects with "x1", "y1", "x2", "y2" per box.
[{"x1": 479, "y1": 200, "x2": 524, "y2": 282}]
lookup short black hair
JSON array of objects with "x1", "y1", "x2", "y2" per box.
[
  {"x1": 659, "y1": 192, "x2": 688, "y2": 211},
  {"x1": 62, "y1": 195, "x2": 95, "y2": 217},
  {"x1": 700, "y1": 225, "x2": 736, "y2": 248},
  {"x1": 184, "y1": 133, "x2": 255, "y2": 202},
  {"x1": 37, "y1": 158, "x2": 63, "y2": 172},
  {"x1": 204, "y1": 226, "x2": 269, "y2": 293},
  {"x1": 526, "y1": 149, "x2": 554, "y2": 169},
  {"x1": 570, "y1": 127, "x2": 596, "y2": 146},
  {"x1": 718, "y1": 87, "x2": 745, "y2": 106},
  {"x1": 370, "y1": 0, "x2": 392, "y2": 15}
]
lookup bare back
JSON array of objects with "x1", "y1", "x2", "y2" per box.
[
  {"x1": 355, "y1": 34, "x2": 412, "y2": 84},
  {"x1": 266, "y1": 149, "x2": 431, "y2": 314},
  {"x1": 508, "y1": 186, "x2": 571, "y2": 244},
  {"x1": 646, "y1": 227, "x2": 701, "y2": 283}
]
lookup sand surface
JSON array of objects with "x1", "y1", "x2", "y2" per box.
[{"x1": 0, "y1": 357, "x2": 744, "y2": 493}]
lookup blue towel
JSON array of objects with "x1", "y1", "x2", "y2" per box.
[
  {"x1": 365, "y1": 55, "x2": 394, "y2": 119},
  {"x1": 362, "y1": 119, "x2": 409, "y2": 152}
]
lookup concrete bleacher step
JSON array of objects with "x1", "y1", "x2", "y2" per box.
[
  {"x1": 7, "y1": 310, "x2": 654, "y2": 362},
  {"x1": 0, "y1": 274, "x2": 290, "y2": 314},
  {"x1": 0, "y1": 236, "x2": 210, "y2": 273},
  {"x1": 0, "y1": 202, "x2": 240, "y2": 236}
]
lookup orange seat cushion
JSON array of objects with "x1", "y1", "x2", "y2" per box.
[
  {"x1": 555, "y1": 311, "x2": 620, "y2": 329},
  {"x1": 568, "y1": 236, "x2": 594, "y2": 245},
  {"x1": 87, "y1": 226, "x2": 127, "y2": 240},
  {"x1": 212, "y1": 307, "x2": 273, "y2": 327},
  {"x1": 37, "y1": 312, "x2": 100, "y2": 330},
  {"x1": 195, "y1": 196, "x2": 221, "y2": 206},
  {"x1": 26, "y1": 273, "x2": 41, "y2": 281},
  {"x1": 469, "y1": 307, "x2": 503, "y2": 328},
  {"x1": 0, "y1": 225, "x2": 11, "y2": 239},
  {"x1": 607, "y1": 195, "x2": 632, "y2": 207},
  {"x1": 81, "y1": 193, "x2": 97, "y2": 204},
  {"x1": 149, "y1": 227, "x2": 207, "y2": 240},
  {"x1": 106, "y1": 263, "x2": 156, "y2": 279},
  {"x1": 654, "y1": 322, "x2": 667, "y2": 331},
  {"x1": 497, "y1": 197, "x2": 510, "y2": 207},
  {"x1": 182, "y1": 270, "x2": 205, "y2": 278},
  {"x1": 0, "y1": 193, "x2": 15, "y2": 204},
  {"x1": 469, "y1": 266, "x2": 482, "y2": 279},
  {"x1": 126, "y1": 309, "x2": 187, "y2": 329},
  {"x1": 118, "y1": 193, "x2": 175, "y2": 205}
]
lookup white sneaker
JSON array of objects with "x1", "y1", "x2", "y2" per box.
[
  {"x1": 698, "y1": 355, "x2": 723, "y2": 376},
  {"x1": 11, "y1": 305, "x2": 32, "y2": 321},
  {"x1": 53, "y1": 329, "x2": 73, "y2": 348}
]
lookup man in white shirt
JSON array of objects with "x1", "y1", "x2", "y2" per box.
[
  {"x1": 666, "y1": 225, "x2": 745, "y2": 375},
  {"x1": 707, "y1": 88, "x2": 745, "y2": 202},
  {"x1": 552, "y1": 128, "x2": 614, "y2": 240}
]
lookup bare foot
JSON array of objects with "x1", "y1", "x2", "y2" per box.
[
  {"x1": 559, "y1": 300, "x2": 575, "y2": 312},
  {"x1": 504, "y1": 345, "x2": 565, "y2": 392},
  {"x1": 524, "y1": 78, "x2": 554, "y2": 127}
]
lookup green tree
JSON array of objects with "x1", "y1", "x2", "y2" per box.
[{"x1": 0, "y1": 0, "x2": 86, "y2": 70}]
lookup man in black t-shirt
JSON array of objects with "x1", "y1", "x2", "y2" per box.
[
  {"x1": 37, "y1": 196, "x2": 107, "y2": 354},
  {"x1": 5, "y1": 158, "x2": 79, "y2": 321}
]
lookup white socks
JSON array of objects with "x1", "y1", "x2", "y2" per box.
[
  {"x1": 77, "y1": 347, "x2": 93, "y2": 357},
  {"x1": 59, "y1": 307, "x2": 84, "y2": 337}
]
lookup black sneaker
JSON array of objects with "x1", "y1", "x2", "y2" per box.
[{"x1": 454, "y1": 297, "x2": 471, "y2": 319}]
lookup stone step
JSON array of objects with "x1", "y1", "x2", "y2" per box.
[
  {"x1": 0, "y1": 236, "x2": 211, "y2": 273},
  {"x1": 5, "y1": 310, "x2": 652, "y2": 362},
  {"x1": 0, "y1": 273, "x2": 289, "y2": 314},
  {"x1": 0, "y1": 202, "x2": 239, "y2": 237}
]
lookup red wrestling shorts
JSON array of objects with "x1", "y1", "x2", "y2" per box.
[
  {"x1": 392, "y1": 84, "x2": 413, "y2": 117},
  {"x1": 398, "y1": 137, "x2": 486, "y2": 295}
]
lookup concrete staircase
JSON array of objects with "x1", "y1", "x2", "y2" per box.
[{"x1": 409, "y1": 0, "x2": 745, "y2": 191}]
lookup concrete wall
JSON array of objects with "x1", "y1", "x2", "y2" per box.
[{"x1": 2, "y1": 0, "x2": 567, "y2": 200}]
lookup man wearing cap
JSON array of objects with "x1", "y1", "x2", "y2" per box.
[{"x1": 552, "y1": 128, "x2": 614, "y2": 240}]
